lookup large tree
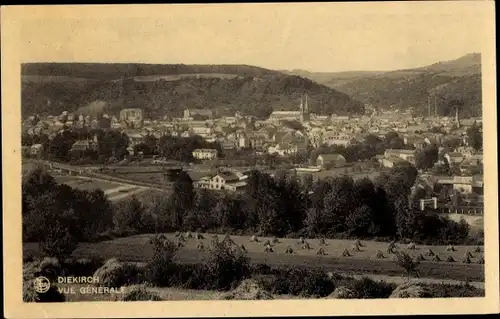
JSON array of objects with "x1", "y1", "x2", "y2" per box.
[
  {"x1": 415, "y1": 143, "x2": 439, "y2": 170},
  {"x1": 466, "y1": 122, "x2": 482, "y2": 151},
  {"x1": 170, "y1": 171, "x2": 194, "y2": 229}
]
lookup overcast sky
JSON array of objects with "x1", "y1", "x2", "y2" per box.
[{"x1": 19, "y1": 2, "x2": 490, "y2": 72}]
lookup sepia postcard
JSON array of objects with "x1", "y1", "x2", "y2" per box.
[{"x1": 2, "y1": 2, "x2": 499, "y2": 318}]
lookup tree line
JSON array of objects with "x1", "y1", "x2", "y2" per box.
[
  {"x1": 21, "y1": 128, "x2": 223, "y2": 164},
  {"x1": 22, "y1": 160, "x2": 475, "y2": 259}
]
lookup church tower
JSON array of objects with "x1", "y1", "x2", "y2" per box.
[
  {"x1": 300, "y1": 94, "x2": 310, "y2": 122},
  {"x1": 455, "y1": 107, "x2": 460, "y2": 128}
]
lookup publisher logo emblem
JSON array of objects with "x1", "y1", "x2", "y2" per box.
[{"x1": 33, "y1": 276, "x2": 51, "y2": 293}]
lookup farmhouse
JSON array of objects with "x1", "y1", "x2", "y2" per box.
[
  {"x1": 193, "y1": 171, "x2": 247, "y2": 191},
  {"x1": 316, "y1": 154, "x2": 347, "y2": 169},
  {"x1": 192, "y1": 148, "x2": 218, "y2": 160}
]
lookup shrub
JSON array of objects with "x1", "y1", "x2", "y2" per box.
[
  {"x1": 352, "y1": 277, "x2": 396, "y2": 299},
  {"x1": 252, "y1": 263, "x2": 273, "y2": 275},
  {"x1": 203, "y1": 240, "x2": 251, "y2": 291},
  {"x1": 167, "y1": 264, "x2": 208, "y2": 290},
  {"x1": 23, "y1": 282, "x2": 65, "y2": 303},
  {"x1": 62, "y1": 257, "x2": 105, "y2": 277},
  {"x1": 23, "y1": 261, "x2": 65, "y2": 303},
  {"x1": 23, "y1": 257, "x2": 67, "y2": 282},
  {"x1": 393, "y1": 251, "x2": 420, "y2": 280},
  {"x1": 23, "y1": 253, "x2": 35, "y2": 263},
  {"x1": 38, "y1": 257, "x2": 67, "y2": 280},
  {"x1": 389, "y1": 282, "x2": 433, "y2": 298},
  {"x1": 424, "y1": 283, "x2": 484, "y2": 298},
  {"x1": 220, "y1": 279, "x2": 274, "y2": 300},
  {"x1": 115, "y1": 284, "x2": 163, "y2": 301},
  {"x1": 326, "y1": 286, "x2": 357, "y2": 299},
  {"x1": 271, "y1": 266, "x2": 334, "y2": 297},
  {"x1": 144, "y1": 236, "x2": 180, "y2": 287},
  {"x1": 93, "y1": 259, "x2": 144, "y2": 288}
]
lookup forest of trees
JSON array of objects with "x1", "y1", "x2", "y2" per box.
[
  {"x1": 22, "y1": 66, "x2": 365, "y2": 119},
  {"x1": 22, "y1": 128, "x2": 222, "y2": 164},
  {"x1": 337, "y1": 72, "x2": 482, "y2": 117}
]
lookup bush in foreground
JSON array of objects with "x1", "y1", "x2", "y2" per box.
[
  {"x1": 389, "y1": 282, "x2": 433, "y2": 298},
  {"x1": 352, "y1": 277, "x2": 396, "y2": 299},
  {"x1": 23, "y1": 260, "x2": 65, "y2": 303},
  {"x1": 93, "y1": 258, "x2": 144, "y2": 288},
  {"x1": 325, "y1": 286, "x2": 357, "y2": 299},
  {"x1": 144, "y1": 236, "x2": 179, "y2": 287},
  {"x1": 265, "y1": 266, "x2": 334, "y2": 298},
  {"x1": 114, "y1": 284, "x2": 163, "y2": 301},
  {"x1": 203, "y1": 240, "x2": 251, "y2": 291},
  {"x1": 220, "y1": 279, "x2": 274, "y2": 300},
  {"x1": 424, "y1": 282, "x2": 484, "y2": 298}
]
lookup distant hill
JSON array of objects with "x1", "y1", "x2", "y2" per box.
[
  {"x1": 284, "y1": 53, "x2": 482, "y2": 117},
  {"x1": 21, "y1": 63, "x2": 281, "y2": 80},
  {"x1": 21, "y1": 63, "x2": 365, "y2": 119},
  {"x1": 280, "y1": 69, "x2": 385, "y2": 88}
]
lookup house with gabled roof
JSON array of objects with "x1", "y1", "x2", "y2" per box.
[
  {"x1": 316, "y1": 154, "x2": 347, "y2": 169},
  {"x1": 444, "y1": 152, "x2": 465, "y2": 166},
  {"x1": 193, "y1": 170, "x2": 247, "y2": 192},
  {"x1": 384, "y1": 149, "x2": 416, "y2": 163}
]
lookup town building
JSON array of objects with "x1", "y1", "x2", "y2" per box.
[
  {"x1": 268, "y1": 94, "x2": 310, "y2": 123},
  {"x1": 193, "y1": 171, "x2": 247, "y2": 191},
  {"x1": 444, "y1": 152, "x2": 465, "y2": 166},
  {"x1": 435, "y1": 175, "x2": 483, "y2": 195},
  {"x1": 120, "y1": 108, "x2": 144, "y2": 128},
  {"x1": 184, "y1": 109, "x2": 213, "y2": 120},
  {"x1": 316, "y1": 154, "x2": 347, "y2": 169},
  {"x1": 384, "y1": 149, "x2": 416, "y2": 163},
  {"x1": 192, "y1": 148, "x2": 218, "y2": 160},
  {"x1": 70, "y1": 139, "x2": 97, "y2": 153}
]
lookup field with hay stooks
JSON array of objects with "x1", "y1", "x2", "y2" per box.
[
  {"x1": 24, "y1": 231, "x2": 485, "y2": 297},
  {"x1": 23, "y1": 234, "x2": 484, "y2": 302}
]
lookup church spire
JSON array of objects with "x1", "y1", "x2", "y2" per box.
[{"x1": 305, "y1": 94, "x2": 309, "y2": 113}]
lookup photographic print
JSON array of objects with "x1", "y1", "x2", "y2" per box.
[{"x1": 2, "y1": 2, "x2": 498, "y2": 318}]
